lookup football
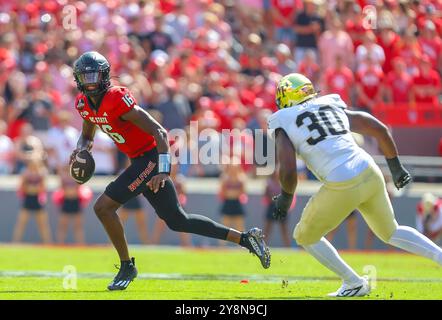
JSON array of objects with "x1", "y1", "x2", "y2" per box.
[{"x1": 69, "y1": 150, "x2": 95, "y2": 184}]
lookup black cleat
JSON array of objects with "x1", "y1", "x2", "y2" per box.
[
  {"x1": 107, "y1": 257, "x2": 138, "y2": 291},
  {"x1": 242, "y1": 228, "x2": 271, "y2": 269}
]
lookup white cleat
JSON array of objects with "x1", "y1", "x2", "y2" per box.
[{"x1": 328, "y1": 276, "x2": 371, "y2": 298}]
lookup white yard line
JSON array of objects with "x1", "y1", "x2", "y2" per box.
[{"x1": 0, "y1": 270, "x2": 441, "y2": 283}]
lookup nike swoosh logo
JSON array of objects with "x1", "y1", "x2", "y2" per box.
[{"x1": 339, "y1": 285, "x2": 363, "y2": 297}]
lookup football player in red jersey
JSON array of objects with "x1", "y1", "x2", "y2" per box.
[{"x1": 70, "y1": 51, "x2": 271, "y2": 291}]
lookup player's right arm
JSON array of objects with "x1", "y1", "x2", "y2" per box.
[
  {"x1": 345, "y1": 109, "x2": 411, "y2": 189},
  {"x1": 70, "y1": 120, "x2": 96, "y2": 164},
  {"x1": 272, "y1": 128, "x2": 298, "y2": 220}
]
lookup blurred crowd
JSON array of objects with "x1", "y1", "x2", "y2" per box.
[{"x1": 0, "y1": 0, "x2": 442, "y2": 177}]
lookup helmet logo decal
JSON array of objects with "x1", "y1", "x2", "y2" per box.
[{"x1": 77, "y1": 98, "x2": 85, "y2": 110}]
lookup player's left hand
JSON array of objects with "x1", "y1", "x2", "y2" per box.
[
  {"x1": 272, "y1": 191, "x2": 294, "y2": 220},
  {"x1": 393, "y1": 169, "x2": 412, "y2": 190},
  {"x1": 386, "y1": 157, "x2": 412, "y2": 190},
  {"x1": 147, "y1": 173, "x2": 169, "y2": 193}
]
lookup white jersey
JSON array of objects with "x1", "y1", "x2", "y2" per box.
[{"x1": 268, "y1": 94, "x2": 372, "y2": 182}]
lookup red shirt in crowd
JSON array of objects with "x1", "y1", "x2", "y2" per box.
[
  {"x1": 345, "y1": 19, "x2": 366, "y2": 50},
  {"x1": 385, "y1": 70, "x2": 412, "y2": 103},
  {"x1": 356, "y1": 66, "x2": 384, "y2": 107},
  {"x1": 413, "y1": 69, "x2": 441, "y2": 105},
  {"x1": 378, "y1": 32, "x2": 400, "y2": 73},
  {"x1": 298, "y1": 61, "x2": 320, "y2": 84},
  {"x1": 324, "y1": 66, "x2": 354, "y2": 105},
  {"x1": 418, "y1": 36, "x2": 442, "y2": 70},
  {"x1": 271, "y1": 0, "x2": 302, "y2": 27}
]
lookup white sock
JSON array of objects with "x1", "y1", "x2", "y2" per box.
[
  {"x1": 388, "y1": 226, "x2": 442, "y2": 265},
  {"x1": 303, "y1": 237, "x2": 361, "y2": 284}
]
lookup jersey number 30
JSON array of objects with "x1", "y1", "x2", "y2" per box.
[{"x1": 296, "y1": 106, "x2": 347, "y2": 145}]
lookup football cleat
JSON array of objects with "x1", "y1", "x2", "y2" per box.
[
  {"x1": 328, "y1": 276, "x2": 371, "y2": 297},
  {"x1": 243, "y1": 228, "x2": 271, "y2": 269},
  {"x1": 107, "y1": 257, "x2": 138, "y2": 291}
]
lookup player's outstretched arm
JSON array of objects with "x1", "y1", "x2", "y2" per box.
[
  {"x1": 122, "y1": 106, "x2": 170, "y2": 193},
  {"x1": 70, "y1": 120, "x2": 96, "y2": 164},
  {"x1": 345, "y1": 109, "x2": 411, "y2": 189},
  {"x1": 272, "y1": 129, "x2": 297, "y2": 220}
]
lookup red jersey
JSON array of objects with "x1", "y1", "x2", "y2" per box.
[{"x1": 75, "y1": 86, "x2": 157, "y2": 158}]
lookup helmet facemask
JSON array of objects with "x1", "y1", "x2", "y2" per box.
[{"x1": 74, "y1": 68, "x2": 110, "y2": 97}]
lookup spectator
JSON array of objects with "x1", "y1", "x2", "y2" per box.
[
  {"x1": 297, "y1": 49, "x2": 320, "y2": 87},
  {"x1": 411, "y1": 55, "x2": 441, "y2": 107},
  {"x1": 318, "y1": 15, "x2": 354, "y2": 69},
  {"x1": 293, "y1": 0, "x2": 325, "y2": 63},
  {"x1": 416, "y1": 193, "x2": 442, "y2": 245},
  {"x1": 12, "y1": 159, "x2": 52, "y2": 244},
  {"x1": 144, "y1": 12, "x2": 174, "y2": 53},
  {"x1": 155, "y1": 78, "x2": 192, "y2": 130},
  {"x1": 13, "y1": 123, "x2": 45, "y2": 174},
  {"x1": 46, "y1": 111, "x2": 79, "y2": 174},
  {"x1": 93, "y1": 130, "x2": 117, "y2": 176},
  {"x1": 0, "y1": 119, "x2": 14, "y2": 174},
  {"x1": 274, "y1": 43, "x2": 297, "y2": 76},
  {"x1": 355, "y1": 55, "x2": 385, "y2": 112},
  {"x1": 208, "y1": 2, "x2": 233, "y2": 47},
  {"x1": 218, "y1": 159, "x2": 247, "y2": 237},
  {"x1": 151, "y1": 164, "x2": 192, "y2": 246},
  {"x1": 385, "y1": 57, "x2": 413, "y2": 104},
  {"x1": 271, "y1": 0, "x2": 301, "y2": 46},
  {"x1": 377, "y1": 15, "x2": 401, "y2": 74},
  {"x1": 19, "y1": 85, "x2": 54, "y2": 141},
  {"x1": 417, "y1": 20, "x2": 442, "y2": 72},
  {"x1": 18, "y1": 35, "x2": 37, "y2": 74},
  {"x1": 355, "y1": 31, "x2": 386, "y2": 73},
  {"x1": 54, "y1": 164, "x2": 91, "y2": 245},
  {"x1": 344, "y1": 3, "x2": 365, "y2": 50},
  {"x1": 263, "y1": 170, "x2": 292, "y2": 247},
  {"x1": 165, "y1": 0, "x2": 190, "y2": 44},
  {"x1": 119, "y1": 195, "x2": 150, "y2": 245},
  {"x1": 240, "y1": 33, "x2": 265, "y2": 77},
  {"x1": 394, "y1": 0, "x2": 417, "y2": 35},
  {"x1": 392, "y1": 28, "x2": 421, "y2": 77},
  {"x1": 323, "y1": 55, "x2": 354, "y2": 105}
]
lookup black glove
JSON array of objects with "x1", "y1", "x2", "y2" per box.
[
  {"x1": 386, "y1": 157, "x2": 412, "y2": 190},
  {"x1": 272, "y1": 190, "x2": 294, "y2": 220}
]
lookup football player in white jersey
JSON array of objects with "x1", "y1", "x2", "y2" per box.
[{"x1": 268, "y1": 73, "x2": 442, "y2": 297}]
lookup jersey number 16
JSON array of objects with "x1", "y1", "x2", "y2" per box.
[{"x1": 296, "y1": 106, "x2": 347, "y2": 146}]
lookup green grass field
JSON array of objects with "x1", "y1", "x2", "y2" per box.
[{"x1": 0, "y1": 245, "x2": 441, "y2": 300}]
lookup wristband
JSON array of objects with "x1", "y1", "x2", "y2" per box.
[
  {"x1": 158, "y1": 153, "x2": 171, "y2": 174},
  {"x1": 386, "y1": 156, "x2": 403, "y2": 173}
]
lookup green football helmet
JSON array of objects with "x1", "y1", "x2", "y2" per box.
[{"x1": 275, "y1": 73, "x2": 318, "y2": 109}]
